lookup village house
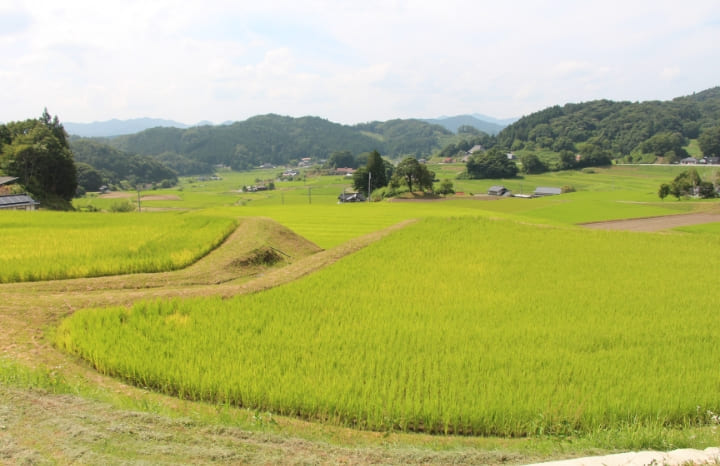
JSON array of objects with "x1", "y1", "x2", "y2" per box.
[
  {"x1": 333, "y1": 167, "x2": 355, "y2": 176},
  {"x1": 533, "y1": 187, "x2": 562, "y2": 197},
  {"x1": 338, "y1": 192, "x2": 366, "y2": 203},
  {"x1": 0, "y1": 193, "x2": 39, "y2": 210},
  {"x1": 0, "y1": 176, "x2": 19, "y2": 195},
  {"x1": 487, "y1": 185, "x2": 508, "y2": 196}
]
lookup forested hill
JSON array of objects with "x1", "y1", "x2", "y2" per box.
[
  {"x1": 496, "y1": 87, "x2": 720, "y2": 158},
  {"x1": 105, "y1": 114, "x2": 453, "y2": 173}
]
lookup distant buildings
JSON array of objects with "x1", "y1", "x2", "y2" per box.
[{"x1": 533, "y1": 187, "x2": 563, "y2": 197}]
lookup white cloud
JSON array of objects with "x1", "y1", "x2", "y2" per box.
[{"x1": 1, "y1": 0, "x2": 719, "y2": 124}]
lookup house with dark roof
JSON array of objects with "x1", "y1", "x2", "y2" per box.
[
  {"x1": 487, "y1": 185, "x2": 508, "y2": 196},
  {"x1": 0, "y1": 176, "x2": 19, "y2": 186},
  {"x1": 338, "y1": 192, "x2": 366, "y2": 203},
  {"x1": 0, "y1": 176, "x2": 20, "y2": 196},
  {"x1": 0, "y1": 193, "x2": 39, "y2": 210},
  {"x1": 680, "y1": 157, "x2": 698, "y2": 165},
  {"x1": 533, "y1": 187, "x2": 562, "y2": 197}
]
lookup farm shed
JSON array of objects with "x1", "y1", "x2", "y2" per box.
[
  {"x1": 533, "y1": 187, "x2": 562, "y2": 197},
  {"x1": 488, "y1": 185, "x2": 508, "y2": 196},
  {"x1": 0, "y1": 193, "x2": 39, "y2": 210},
  {"x1": 0, "y1": 176, "x2": 19, "y2": 186},
  {"x1": 338, "y1": 192, "x2": 366, "y2": 203}
]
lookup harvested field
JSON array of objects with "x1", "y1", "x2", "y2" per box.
[
  {"x1": 99, "y1": 192, "x2": 132, "y2": 199},
  {"x1": 581, "y1": 212, "x2": 720, "y2": 231},
  {"x1": 140, "y1": 194, "x2": 182, "y2": 201}
]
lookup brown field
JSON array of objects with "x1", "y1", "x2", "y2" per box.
[
  {"x1": 581, "y1": 212, "x2": 720, "y2": 231},
  {"x1": 140, "y1": 194, "x2": 182, "y2": 201},
  {"x1": 99, "y1": 192, "x2": 132, "y2": 199}
]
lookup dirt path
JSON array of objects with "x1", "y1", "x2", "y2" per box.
[
  {"x1": 530, "y1": 447, "x2": 720, "y2": 465},
  {"x1": 581, "y1": 212, "x2": 720, "y2": 232}
]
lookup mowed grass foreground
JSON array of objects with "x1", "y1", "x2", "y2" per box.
[
  {"x1": 56, "y1": 216, "x2": 720, "y2": 437},
  {"x1": 0, "y1": 210, "x2": 237, "y2": 282}
]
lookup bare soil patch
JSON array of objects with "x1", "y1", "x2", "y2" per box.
[
  {"x1": 581, "y1": 212, "x2": 720, "y2": 232},
  {"x1": 388, "y1": 194, "x2": 502, "y2": 202},
  {"x1": 99, "y1": 192, "x2": 132, "y2": 199},
  {"x1": 140, "y1": 194, "x2": 182, "y2": 201}
]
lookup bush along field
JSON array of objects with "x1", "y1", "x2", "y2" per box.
[{"x1": 56, "y1": 216, "x2": 720, "y2": 442}]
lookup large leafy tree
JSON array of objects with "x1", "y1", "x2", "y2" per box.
[
  {"x1": 393, "y1": 157, "x2": 435, "y2": 193},
  {"x1": 0, "y1": 110, "x2": 77, "y2": 206},
  {"x1": 699, "y1": 126, "x2": 720, "y2": 157},
  {"x1": 466, "y1": 148, "x2": 518, "y2": 179},
  {"x1": 352, "y1": 150, "x2": 389, "y2": 195},
  {"x1": 519, "y1": 153, "x2": 548, "y2": 174},
  {"x1": 366, "y1": 150, "x2": 387, "y2": 189},
  {"x1": 326, "y1": 150, "x2": 356, "y2": 169}
]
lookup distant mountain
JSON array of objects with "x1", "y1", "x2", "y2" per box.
[
  {"x1": 98, "y1": 114, "x2": 452, "y2": 172},
  {"x1": 471, "y1": 113, "x2": 519, "y2": 126},
  {"x1": 422, "y1": 115, "x2": 511, "y2": 135},
  {"x1": 64, "y1": 118, "x2": 191, "y2": 137}
]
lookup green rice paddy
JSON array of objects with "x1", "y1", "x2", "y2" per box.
[{"x1": 56, "y1": 216, "x2": 720, "y2": 436}]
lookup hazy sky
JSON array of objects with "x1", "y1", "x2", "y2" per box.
[{"x1": 1, "y1": 0, "x2": 719, "y2": 125}]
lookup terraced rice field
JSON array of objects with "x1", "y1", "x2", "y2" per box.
[{"x1": 56, "y1": 216, "x2": 720, "y2": 438}]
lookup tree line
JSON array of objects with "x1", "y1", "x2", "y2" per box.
[
  {"x1": 91, "y1": 115, "x2": 453, "y2": 174},
  {"x1": 496, "y1": 87, "x2": 720, "y2": 162}
]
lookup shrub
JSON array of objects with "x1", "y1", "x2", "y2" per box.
[{"x1": 108, "y1": 200, "x2": 136, "y2": 212}]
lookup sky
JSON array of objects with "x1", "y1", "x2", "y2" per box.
[{"x1": 1, "y1": 0, "x2": 719, "y2": 125}]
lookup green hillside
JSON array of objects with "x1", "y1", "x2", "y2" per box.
[
  {"x1": 105, "y1": 115, "x2": 452, "y2": 171},
  {"x1": 496, "y1": 87, "x2": 720, "y2": 161}
]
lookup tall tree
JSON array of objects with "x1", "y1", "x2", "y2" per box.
[
  {"x1": 466, "y1": 148, "x2": 518, "y2": 179},
  {"x1": 352, "y1": 150, "x2": 389, "y2": 195},
  {"x1": 519, "y1": 153, "x2": 548, "y2": 174},
  {"x1": 393, "y1": 157, "x2": 435, "y2": 193},
  {"x1": 699, "y1": 126, "x2": 720, "y2": 157},
  {"x1": 0, "y1": 110, "x2": 77, "y2": 206},
  {"x1": 366, "y1": 150, "x2": 387, "y2": 190}
]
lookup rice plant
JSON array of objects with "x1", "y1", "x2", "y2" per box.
[{"x1": 56, "y1": 217, "x2": 720, "y2": 436}]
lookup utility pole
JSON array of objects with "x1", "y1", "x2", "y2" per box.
[
  {"x1": 136, "y1": 185, "x2": 141, "y2": 212},
  {"x1": 308, "y1": 187, "x2": 311, "y2": 204},
  {"x1": 368, "y1": 171, "x2": 372, "y2": 202}
]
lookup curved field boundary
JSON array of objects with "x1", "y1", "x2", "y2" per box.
[{"x1": 0, "y1": 217, "x2": 415, "y2": 367}]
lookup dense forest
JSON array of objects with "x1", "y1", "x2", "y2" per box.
[
  {"x1": 496, "y1": 87, "x2": 720, "y2": 162},
  {"x1": 5, "y1": 88, "x2": 719, "y2": 208},
  {"x1": 88, "y1": 115, "x2": 453, "y2": 174},
  {"x1": 70, "y1": 139, "x2": 178, "y2": 191},
  {"x1": 68, "y1": 87, "x2": 720, "y2": 179}
]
